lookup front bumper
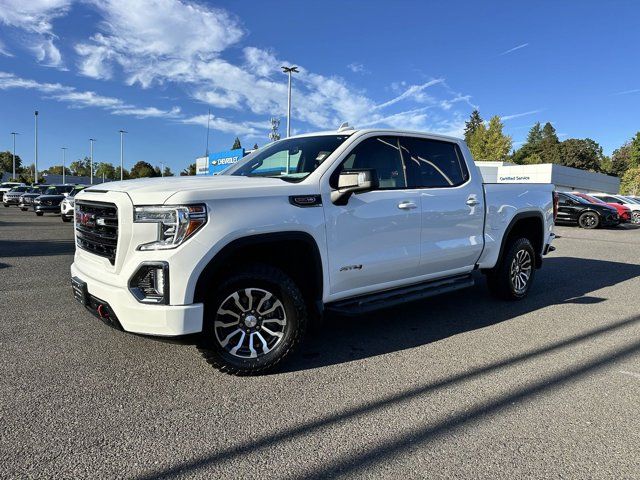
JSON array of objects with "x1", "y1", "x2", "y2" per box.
[
  {"x1": 34, "y1": 204, "x2": 62, "y2": 213},
  {"x1": 3, "y1": 196, "x2": 20, "y2": 205},
  {"x1": 71, "y1": 262, "x2": 203, "y2": 336}
]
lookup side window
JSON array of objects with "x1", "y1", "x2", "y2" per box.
[
  {"x1": 557, "y1": 194, "x2": 569, "y2": 206},
  {"x1": 332, "y1": 136, "x2": 406, "y2": 189},
  {"x1": 400, "y1": 137, "x2": 468, "y2": 188}
]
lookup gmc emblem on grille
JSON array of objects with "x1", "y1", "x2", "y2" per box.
[{"x1": 77, "y1": 212, "x2": 96, "y2": 227}]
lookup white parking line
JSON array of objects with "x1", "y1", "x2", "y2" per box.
[{"x1": 619, "y1": 370, "x2": 640, "y2": 380}]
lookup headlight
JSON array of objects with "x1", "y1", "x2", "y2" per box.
[{"x1": 134, "y1": 204, "x2": 207, "y2": 251}]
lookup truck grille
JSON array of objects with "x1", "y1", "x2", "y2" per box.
[{"x1": 75, "y1": 200, "x2": 119, "y2": 264}]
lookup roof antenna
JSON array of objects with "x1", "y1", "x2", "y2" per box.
[{"x1": 337, "y1": 122, "x2": 354, "y2": 132}]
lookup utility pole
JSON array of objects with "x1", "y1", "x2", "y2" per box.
[
  {"x1": 61, "y1": 147, "x2": 67, "y2": 184},
  {"x1": 281, "y1": 66, "x2": 298, "y2": 138},
  {"x1": 160, "y1": 161, "x2": 165, "y2": 177},
  {"x1": 89, "y1": 138, "x2": 96, "y2": 184},
  {"x1": 10, "y1": 132, "x2": 19, "y2": 180},
  {"x1": 34, "y1": 111, "x2": 39, "y2": 183},
  {"x1": 119, "y1": 129, "x2": 127, "y2": 181},
  {"x1": 205, "y1": 108, "x2": 211, "y2": 158}
]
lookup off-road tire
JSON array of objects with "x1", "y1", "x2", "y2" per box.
[
  {"x1": 486, "y1": 237, "x2": 536, "y2": 301},
  {"x1": 198, "y1": 264, "x2": 308, "y2": 376}
]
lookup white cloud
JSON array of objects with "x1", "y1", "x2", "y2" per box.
[
  {"x1": 501, "y1": 109, "x2": 542, "y2": 121},
  {"x1": 612, "y1": 89, "x2": 640, "y2": 96},
  {"x1": 181, "y1": 114, "x2": 261, "y2": 137},
  {"x1": 375, "y1": 79, "x2": 445, "y2": 110},
  {"x1": 0, "y1": 37, "x2": 13, "y2": 56},
  {"x1": 0, "y1": 0, "x2": 71, "y2": 66},
  {"x1": 499, "y1": 43, "x2": 529, "y2": 56},
  {"x1": 347, "y1": 63, "x2": 368, "y2": 74}
]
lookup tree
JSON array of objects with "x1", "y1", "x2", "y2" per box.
[
  {"x1": 232, "y1": 137, "x2": 242, "y2": 150},
  {"x1": 609, "y1": 143, "x2": 632, "y2": 177},
  {"x1": 628, "y1": 132, "x2": 640, "y2": 169},
  {"x1": 559, "y1": 138, "x2": 604, "y2": 172},
  {"x1": 467, "y1": 121, "x2": 487, "y2": 160},
  {"x1": 95, "y1": 162, "x2": 117, "y2": 180},
  {"x1": 253, "y1": 143, "x2": 259, "y2": 150},
  {"x1": 464, "y1": 110, "x2": 484, "y2": 144},
  {"x1": 620, "y1": 167, "x2": 640, "y2": 195},
  {"x1": 0, "y1": 150, "x2": 23, "y2": 175},
  {"x1": 129, "y1": 161, "x2": 158, "y2": 178},
  {"x1": 539, "y1": 122, "x2": 561, "y2": 164},
  {"x1": 522, "y1": 152, "x2": 543, "y2": 165},
  {"x1": 513, "y1": 122, "x2": 543, "y2": 164},
  {"x1": 69, "y1": 157, "x2": 91, "y2": 177},
  {"x1": 482, "y1": 116, "x2": 512, "y2": 161},
  {"x1": 43, "y1": 165, "x2": 71, "y2": 175},
  {"x1": 163, "y1": 166, "x2": 174, "y2": 177},
  {"x1": 181, "y1": 163, "x2": 196, "y2": 176}
]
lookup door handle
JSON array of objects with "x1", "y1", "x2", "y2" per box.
[
  {"x1": 397, "y1": 201, "x2": 417, "y2": 210},
  {"x1": 466, "y1": 196, "x2": 479, "y2": 206}
]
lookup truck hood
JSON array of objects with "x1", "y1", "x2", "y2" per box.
[{"x1": 82, "y1": 175, "x2": 299, "y2": 204}]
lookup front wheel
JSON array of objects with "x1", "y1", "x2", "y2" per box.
[
  {"x1": 35, "y1": 211, "x2": 44, "y2": 216},
  {"x1": 486, "y1": 237, "x2": 536, "y2": 300},
  {"x1": 632, "y1": 212, "x2": 640, "y2": 225},
  {"x1": 61, "y1": 216, "x2": 71, "y2": 222},
  {"x1": 198, "y1": 264, "x2": 308, "y2": 375},
  {"x1": 578, "y1": 211, "x2": 599, "y2": 229}
]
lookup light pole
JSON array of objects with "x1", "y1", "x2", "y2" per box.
[
  {"x1": 89, "y1": 138, "x2": 96, "y2": 184},
  {"x1": 281, "y1": 66, "x2": 298, "y2": 138},
  {"x1": 119, "y1": 129, "x2": 127, "y2": 181},
  {"x1": 61, "y1": 147, "x2": 67, "y2": 184},
  {"x1": 160, "y1": 161, "x2": 165, "y2": 177},
  {"x1": 34, "y1": 111, "x2": 39, "y2": 183},
  {"x1": 10, "y1": 132, "x2": 19, "y2": 180}
]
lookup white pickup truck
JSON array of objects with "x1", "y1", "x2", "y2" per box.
[{"x1": 71, "y1": 128, "x2": 556, "y2": 375}]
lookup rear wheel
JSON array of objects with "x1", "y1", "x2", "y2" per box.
[
  {"x1": 486, "y1": 237, "x2": 536, "y2": 300},
  {"x1": 198, "y1": 264, "x2": 308, "y2": 375},
  {"x1": 578, "y1": 211, "x2": 599, "y2": 229}
]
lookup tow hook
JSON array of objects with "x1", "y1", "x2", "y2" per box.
[{"x1": 97, "y1": 304, "x2": 110, "y2": 320}]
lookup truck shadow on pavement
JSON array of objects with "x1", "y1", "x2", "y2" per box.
[
  {"x1": 136, "y1": 312, "x2": 640, "y2": 479},
  {"x1": 282, "y1": 256, "x2": 640, "y2": 373},
  {"x1": 0, "y1": 239, "x2": 75, "y2": 257}
]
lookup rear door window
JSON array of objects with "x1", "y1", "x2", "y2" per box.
[{"x1": 399, "y1": 137, "x2": 469, "y2": 188}]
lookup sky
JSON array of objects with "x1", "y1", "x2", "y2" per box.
[{"x1": 0, "y1": 0, "x2": 639, "y2": 174}]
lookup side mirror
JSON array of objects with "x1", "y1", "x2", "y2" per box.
[
  {"x1": 63, "y1": 192, "x2": 69, "y2": 197},
  {"x1": 331, "y1": 169, "x2": 379, "y2": 205}
]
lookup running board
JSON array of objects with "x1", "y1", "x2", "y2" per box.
[{"x1": 325, "y1": 274, "x2": 474, "y2": 316}]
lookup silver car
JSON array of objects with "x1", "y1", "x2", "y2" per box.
[{"x1": 3, "y1": 185, "x2": 30, "y2": 207}]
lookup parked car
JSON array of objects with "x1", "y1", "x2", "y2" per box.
[
  {"x1": 556, "y1": 192, "x2": 619, "y2": 229},
  {"x1": 18, "y1": 185, "x2": 49, "y2": 210},
  {"x1": 3, "y1": 185, "x2": 31, "y2": 207},
  {"x1": 572, "y1": 192, "x2": 632, "y2": 223},
  {"x1": 71, "y1": 128, "x2": 556, "y2": 375},
  {"x1": 33, "y1": 184, "x2": 76, "y2": 216},
  {"x1": 589, "y1": 193, "x2": 640, "y2": 224},
  {"x1": 61, "y1": 185, "x2": 88, "y2": 222},
  {"x1": 0, "y1": 181, "x2": 25, "y2": 199}
]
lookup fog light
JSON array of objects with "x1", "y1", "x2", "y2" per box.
[{"x1": 128, "y1": 262, "x2": 169, "y2": 304}]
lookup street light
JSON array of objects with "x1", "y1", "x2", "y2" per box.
[
  {"x1": 281, "y1": 66, "x2": 298, "y2": 138},
  {"x1": 119, "y1": 129, "x2": 127, "y2": 181},
  {"x1": 89, "y1": 138, "x2": 96, "y2": 184},
  {"x1": 10, "y1": 132, "x2": 19, "y2": 180},
  {"x1": 34, "y1": 111, "x2": 39, "y2": 183},
  {"x1": 61, "y1": 147, "x2": 67, "y2": 184}
]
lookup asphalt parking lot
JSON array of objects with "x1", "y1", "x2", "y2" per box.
[{"x1": 1, "y1": 207, "x2": 639, "y2": 479}]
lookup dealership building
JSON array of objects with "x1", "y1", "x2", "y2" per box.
[
  {"x1": 196, "y1": 148, "x2": 248, "y2": 175},
  {"x1": 475, "y1": 161, "x2": 620, "y2": 194}
]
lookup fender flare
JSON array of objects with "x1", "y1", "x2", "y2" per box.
[{"x1": 494, "y1": 211, "x2": 545, "y2": 270}]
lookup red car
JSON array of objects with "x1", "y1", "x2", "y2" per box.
[{"x1": 573, "y1": 192, "x2": 632, "y2": 223}]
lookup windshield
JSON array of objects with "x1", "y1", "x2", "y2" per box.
[
  {"x1": 225, "y1": 135, "x2": 351, "y2": 182},
  {"x1": 44, "y1": 186, "x2": 59, "y2": 195},
  {"x1": 1, "y1": 182, "x2": 19, "y2": 188},
  {"x1": 564, "y1": 192, "x2": 589, "y2": 204},
  {"x1": 69, "y1": 187, "x2": 85, "y2": 197},
  {"x1": 10, "y1": 186, "x2": 28, "y2": 193},
  {"x1": 620, "y1": 195, "x2": 640, "y2": 204}
]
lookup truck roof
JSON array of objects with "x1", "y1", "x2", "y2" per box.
[{"x1": 288, "y1": 128, "x2": 462, "y2": 143}]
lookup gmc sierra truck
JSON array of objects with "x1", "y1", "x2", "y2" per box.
[{"x1": 71, "y1": 127, "x2": 556, "y2": 375}]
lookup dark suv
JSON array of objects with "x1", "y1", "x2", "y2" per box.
[
  {"x1": 33, "y1": 184, "x2": 76, "y2": 216},
  {"x1": 19, "y1": 185, "x2": 49, "y2": 211},
  {"x1": 556, "y1": 192, "x2": 619, "y2": 229}
]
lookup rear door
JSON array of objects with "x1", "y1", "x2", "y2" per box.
[{"x1": 399, "y1": 136, "x2": 485, "y2": 275}]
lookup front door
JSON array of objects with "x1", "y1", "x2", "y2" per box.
[{"x1": 322, "y1": 136, "x2": 422, "y2": 297}]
